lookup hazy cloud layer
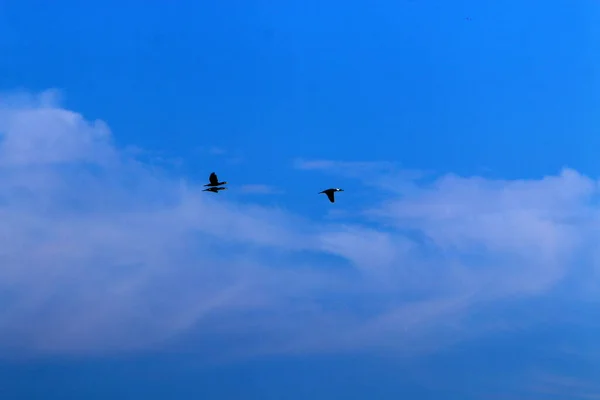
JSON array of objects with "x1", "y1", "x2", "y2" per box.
[{"x1": 0, "y1": 90, "x2": 598, "y2": 360}]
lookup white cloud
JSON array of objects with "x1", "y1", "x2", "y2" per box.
[
  {"x1": 0, "y1": 90, "x2": 598, "y2": 361},
  {"x1": 0, "y1": 92, "x2": 114, "y2": 166}
]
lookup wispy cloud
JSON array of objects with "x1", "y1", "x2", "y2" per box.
[
  {"x1": 482, "y1": 370, "x2": 600, "y2": 400},
  {"x1": 194, "y1": 145, "x2": 244, "y2": 165},
  {"x1": 194, "y1": 145, "x2": 227, "y2": 156},
  {"x1": 208, "y1": 146, "x2": 227, "y2": 155},
  {"x1": 239, "y1": 184, "x2": 283, "y2": 195},
  {"x1": 527, "y1": 373, "x2": 600, "y2": 399},
  {"x1": 293, "y1": 158, "x2": 398, "y2": 176},
  {"x1": 293, "y1": 158, "x2": 428, "y2": 192},
  {"x1": 0, "y1": 90, "x2": 598, "y2": 362}
]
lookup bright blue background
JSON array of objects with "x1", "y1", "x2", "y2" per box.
[
  {"x1": 2, "y1": 0, "x2": 600, "y2": 183},
  {"x1": 1, "y1": 0, "x2": 599, "y2": 398}
]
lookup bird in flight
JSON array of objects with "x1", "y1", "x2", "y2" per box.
[
  {"x1": 203, "y1": 187, "x2": 228, "y2": 194},
  {"x1": 204, "y1": 172, "x2": 228, "y2": 187},
  {"x1": 319, "y1": 188, "x2": 344, "y2": 203}
]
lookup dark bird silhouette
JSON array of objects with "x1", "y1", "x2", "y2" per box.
[
  {"x1": 204, "y1": 172, "x2": 227, "y2": 187},
  {"x1": 203, "y1": 187, "x2": 228, "y2": 193},
  {"x1": 319, "y1": 188, "x2": 344, "y2": 203}
]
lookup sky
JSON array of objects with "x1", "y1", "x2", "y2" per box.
[{"x1": 0, "y1": 0, "x2": 600, "y2": 399}]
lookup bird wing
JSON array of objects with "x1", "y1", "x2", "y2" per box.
[
  {"x1": 209, "y1": 172, "x2": 218, "y2": 185},
  {"x1": 325, "y1": 191, "x2": 335, "y2": 203}
]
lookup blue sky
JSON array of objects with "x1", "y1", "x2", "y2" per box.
[{"x1": 1, "y1": 0, "x2": 600, "y2": 399}]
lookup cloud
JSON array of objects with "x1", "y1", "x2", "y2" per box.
[
  {"x1": 526, "y1": 373, "x2": 600, "y2": 399},
  {"x1": 293, "y1": 158, "x2": 399, "y2": 179},
  {"x1": 0, "y1": 90, "x2": 598, "y2": 361},
  {"x1": 480, "y1": 367, "x2": 600, "y2": 400},
  {"x1": 194, "y1": 145, "x2": 244, "y2": 165},
  {"x1": 208, "y1": 146, "x2": 226, "y2": 155},
  {"x1": 293, "y1": 158, "x2": 428, "y2": 193},
  {"x1": 239, "y1": 184, "x2": 283, "y2": 195}
]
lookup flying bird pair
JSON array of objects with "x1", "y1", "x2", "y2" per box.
[
  {"x1": 202, "y1": 172, "x2": 228, "y2": 193},
  {"x1": 203, "y1": 172, "x2": 344, "y2": 203}
]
